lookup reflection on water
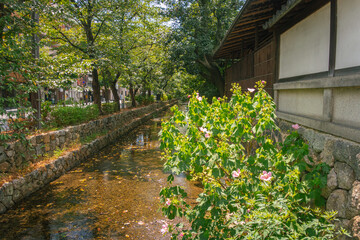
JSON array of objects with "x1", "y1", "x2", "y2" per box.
[{"x1": 0, "y1": 110, "x2": 201, "y2": 240}]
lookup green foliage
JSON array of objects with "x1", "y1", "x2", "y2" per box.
[
  {"x1": 50, "y1": 105, "x2": 99, "y2": 128},
  {"x1": 160, "y1": 81, "x2": 341, "y2": 239},
  {"x1": 160, "y1": 94, "x2": 168, "y2": 102},
  {"x1": 161, "y1": 0, "x2": 244, "y2": 95},
  {"x1": 136, "y1": 95, "x2": 155, "y2": 105},
  {"x1": 0, "y1": 1, "x2": 39, "y2": 144},
  {"x1": 41, "y1": 100, "x2": 52, "y2": 121},
  {"x1": 102, "y1": 102, "x2": 118, "y2": 115}
]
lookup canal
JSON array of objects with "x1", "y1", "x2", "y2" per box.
[{"x1": 0, "y1": 110, "x2": 202, "y2": 239}]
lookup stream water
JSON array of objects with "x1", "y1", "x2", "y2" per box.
[{"x1": 0, "y1": 110, "x2": 202, "y2": 240}]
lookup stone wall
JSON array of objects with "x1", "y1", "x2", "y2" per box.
[
  {"x1": 0, "y1": 102, "x2": 174, "y2": 173},
  {"x1": 279, "y1": 120, "x2": 360, "y2": 239},
  {"x1": 0, "y1": 101, "x2": 176, "y2": 214}
]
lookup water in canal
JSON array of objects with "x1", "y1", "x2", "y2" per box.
[{"x1": 0, "y1": 110, "x2": 202, "y2": 240}]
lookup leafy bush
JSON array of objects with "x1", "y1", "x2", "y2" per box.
[
  {"x1": 64, "y1": 98, "x2": 74, "y2": 105},
  {"x1": 161, "y1": 93, "x2": 168, "y2": 102},
  {"x1": 102, "y1": 102, "x2": 118, "y2": 115},
  {"x1": 50, "y1": 104, "x2": 99, "y2": 128},
  {"x1": 41, "y1": 100, "x2": 52, "y2": 121},
  {"x1": 136, "y1": 95, "x2": 155, "y2": 106},
  {"x1": 159, "y1": 82, "x2": 343, "y2": 239}
]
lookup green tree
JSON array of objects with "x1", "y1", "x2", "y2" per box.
[
  {"x1": 0, "y1": 0, "x2": 40, "y2": 142},
  {"x1": 42, "y1": 0, "x2": 124, "y2": 114},
  {"x1": 161, "y1": 0, "x2": 244, "y2": 96}
]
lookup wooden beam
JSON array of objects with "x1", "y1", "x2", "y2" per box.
[
  {"x1": 274, "y1": 30, "x2": 280, "y2": 83},
  {"x1": 328, "y1": 0, "x2": 337, "y2": 76},
  {"x1": 255, "y1": 24, "x2": 259, "y2": 50},
  {"x1": 275, "y1": 0, "x2": 330, "y2": 34}
]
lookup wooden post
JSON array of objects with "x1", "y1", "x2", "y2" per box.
[{"x1": 328, "y1": 0, "x2": 337, "y2": 77}]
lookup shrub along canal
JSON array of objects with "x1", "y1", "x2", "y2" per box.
[{"x1": 0, "y1": 110, "x2": 202, "y2": 239}]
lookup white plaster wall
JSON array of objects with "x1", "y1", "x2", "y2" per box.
[
  {"x1": 278, "y1": 89, "x2": 324, "y2": 119},
  {"x1": 279, "y1": 3, "x2": 331, "y2": 79},
  {"x1": 336, "y1": 0, "x2": 360, "y2": 70},
  {"x1": 332, "y1": 87, "x2": 360, "y2": 128}
]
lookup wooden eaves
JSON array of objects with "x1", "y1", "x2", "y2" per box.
[{"x1": 213, "y1": 0, "x2": 285, "y2": 60}]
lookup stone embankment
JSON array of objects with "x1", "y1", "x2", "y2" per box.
[
  {"x1": 0, "y1": 101, "x2": 176, "y2": 214},
  {"x1": 279, "y1": 120, "x2": 360, "y2": 239}
]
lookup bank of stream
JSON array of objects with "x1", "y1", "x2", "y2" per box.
[{"x1": 0, "y1": 110, "x2": 202, "y2": 239}]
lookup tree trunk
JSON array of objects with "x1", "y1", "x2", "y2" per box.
[
  {"x1": 92, "y1": 68, "x2": 103, "y2": 114},
  {"x1": 104, "y1": 86, "x2": 110, "y2": 103},
  {"x1": 129, "y1": 83, "x2": 136, "y2": 108},
  {"x1": 147, "y1": 89, "x2": 151, "y2": 97},
  {"x1": 109, "y1": 81, "x2": 120, "y2": 111},
  {"x1": 29, "y1": 92, "x2": 40, "y2": 119},
  {"x1": 198, "y1": 55, "x2": 225, "y2": 96}
]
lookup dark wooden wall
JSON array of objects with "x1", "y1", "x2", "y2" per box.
[{"x1": 224, "y1": 40, "x2": 275, "y2": 97}]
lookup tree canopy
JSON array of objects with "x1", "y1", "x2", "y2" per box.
[{"x1": 160, "y1": 0, "x2": 244, "y2": 96}]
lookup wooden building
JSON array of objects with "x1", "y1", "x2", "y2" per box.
[
  {"x1": 214, "y1": 0, "x2": 285, "y2": 97},
  {"x1": 216, "y1": 1, "x2": 360, "y2": 236},
  {"x1": 215, "y1": 0, "x2": 360, "y2": 143}
]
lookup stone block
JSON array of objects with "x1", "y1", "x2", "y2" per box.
[
  {"x1": 14, "y1": 156, "x2": 23, "y2": 168},
  {"x1": 0, "y1": 188, "x2": 14, "y2": 208},
  {"x1": 14, "y1": 141, "x2": 25, "y2": 153},
  {"x1": 335, "y1": 162, "x2": 355, "y2": 190},
  {"x1": 320, "y1": 138, "x2": 336, "y2": 167},
  {"x1": 327, "y1": 189, "x2": 348, "y2": 218},
  {"x1": 5, "y1": 150, "x2": 15, "y2": 158},
  {"x1": 347, "y1": 181, "x2": 360, "y2": 219},
  {"x1": 29, "y1": 137, "x2": 37, "y2": 147},
  {"x1": 303, "y1": 129, "x2": 326, "y2": 153},
  {"x1": 45, "y1": 144, "x2": 51, "y2": 152},
  {"x1": 12, "y1": 189, "x2": 22, "y2": 203},
  {"x1": 322, "y1": 168, "x2": 338, "y2": 199},
  {"x1": 0, "y1": 202, "x2": 6, "y2": 214},
  {"x1": 0, "y1": 161, "x2": 10, "y2": 173},
  {"x1": 59, "y1": 136, "x2": 66, "y2": 145},
  {"x1": 350, "y1": 216, "x2": 360, "y2": 239},
  {"x1": 2, "y1": 182, "x2": 14, "y2": 196},
  {"x1": 333, "y1": 140, "x2": 360, "y2": 164},
  {"x1": 39, "y1": 168, "x2": 48, "y2": 182},
  {"x1": 50, "y1": 142, "x2": 56, "y2": 151},
  {"x1": 0, "y1": 152, "x2": 6, "y2": 164},
  {"x1": 36, "y1": 134, "x2": 44, "y2": 144},
  {"x1": 12, "y1": 178, "x2": 25, "y2": 190},
  {"x1": 35, "y1": 145, "x2": 44, "y2": 156},
  {"x1": 30, "y1": 169, "x2": 41, "y2": 180},
  {"x1": 43, "y1": 134, "x2": 50, "y2": 144},
  {"x1": 50, "y1": 133, "x2": 56, "y2": 140},
  {"x1": 58, "y1": 130, "x2": 65, "y2": 136}
]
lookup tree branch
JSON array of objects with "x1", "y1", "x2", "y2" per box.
[
  {"x1": 92, "y1": 17, "x2": 106, "y2": 44},
  {"x1": 52, "y1": 26, "x2": 87, "y2": 53}
]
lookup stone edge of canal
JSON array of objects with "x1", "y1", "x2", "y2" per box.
[{"x1": 0, "y1": 100, "x2": 177, "y2": 215}]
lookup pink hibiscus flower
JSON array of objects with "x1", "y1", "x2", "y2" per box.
[
  {"x1": 260, "y1": 171, "x2": 272, "y2": 181},
  {"x1": 232, "y1": 169, "x2": 241, "y2": 178}
]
